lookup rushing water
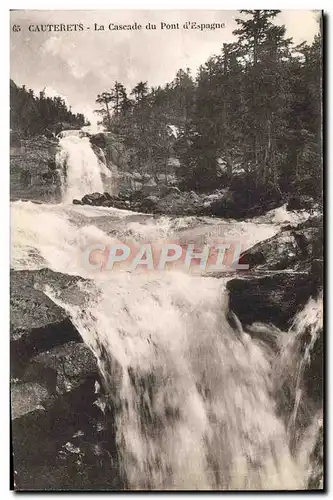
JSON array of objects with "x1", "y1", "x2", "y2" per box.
[
  {"x1": 56, "y1": 133, "x2": 106, "y2": 203},
  {"x1": 10, "y1": 132, "x2": 323, "y2": 490}
]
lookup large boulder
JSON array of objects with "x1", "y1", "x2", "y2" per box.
[
  {"x1": 81, "y1": 192, "x2": 107, "y2": 205},
  {"x1": 10, "y1": 269, "x2": 82, "y2": 374},
  {"x1": 240, "y1": 225, "x2": 323, "y2": 273},
  {"x1": 10, "y1": 268, "x2": 121, "y2": 490},
  {"x1": 227, "y1": 214, "x2": 323, "y2": 330},
  {"x1": 77, "y1": 192, "x2": 130, "y2": 210},
  {"x1": 23, "y1": 341, "x2": 99, "y2": 398},
  {"x1": 12, "y1": 379, "x2": 120, "y2": 490},
  {"x1": 209, "y1": 177, "x2": 284, "y2": 219},
  {"x1": 227, "y1": 273, "x2": 320, "y2": 331},
  {"x1": 11, "y1": 382, "x2": 50, "y2": 420}
]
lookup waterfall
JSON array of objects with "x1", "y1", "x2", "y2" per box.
[
  {"x1": 56, "y1": 131, "x2": 105, "y2": 203},
  {"x1": 10, "y1": 198, "x2": 323, "y2": 490},
  {"x1": 274, "y1": 293, "x2": 323, "y2": 486},
  {"x1": 44, "y1": 274, "x2": 310, "y2": 490}
]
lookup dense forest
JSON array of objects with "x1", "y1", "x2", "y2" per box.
[
  {"x1": 10, "y1": 79, "x2": 88, "y2": 138},
  {"x1": 95, "y1": 10, "x2": 322, "y2": 203}
]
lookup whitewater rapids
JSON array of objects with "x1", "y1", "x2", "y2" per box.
[
  {"x1": 10, "y1": 132, "x2": 323, "y2": 490},
  {"x1": 11, "y1": 198, "x2": 322, "y2": 490}
]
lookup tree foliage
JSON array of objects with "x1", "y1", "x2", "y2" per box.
[
  {"x1": 10, "y1": 80, "x2": 88, "y2": 138},
  {"x1": 95, "y1": 10, "x2": 322, "y2": 199}
]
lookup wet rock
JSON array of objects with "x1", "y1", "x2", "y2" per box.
[
  {"x1": 292, "y1": 213, "x2": 323, "y2": 231},
  {"x1": 12, "y1": 380, "x2": 121, "y2": 491},
  {"x1": 209, "y1": 178, "x2": 284, "y2": 219},
  {"x1": 227, "y1": 273, "x2": 320, "y2": 330},
  {"x1": 303, "y1": 327, "x2": 324, "y2": 405},
  {"x1": 81, "y1": 192, "x2": 106, "y2": 205},
  {"x1": 10, "y1": 267, "x2": 122, "y2": 490},
  {"x1": 11, "y1": 270, "x2": 70, "y2": 341},
  {"x1": 23, "y1": 341, "x2": 99, "y2": 397},
  {"x1": 78, "y1": 192, "x2": 131, "y2": 210},
  {"x1": 89, "y1": 132, "x2": 106, "y2": 149},
  {"x1": 75, "y1": 189, "x2": 212, "y2": 216},
  {"x1": 11, "y1": 382, "x2": 49, "y2": 419},
  {"x1": 10, "y1": 269, "x2": 83, "y2": 375},
  {"x1": 241, "y1": 226, "x2": 323, "y2": 273}
]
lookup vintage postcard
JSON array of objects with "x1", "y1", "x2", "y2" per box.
[{"x1": 10, "y1": 9, "x2": 323, "y2": 491}]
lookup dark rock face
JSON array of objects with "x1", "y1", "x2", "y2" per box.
[
  {"x1": 240, "y1": 225, "x2": 323, "y2": 273},
  {"x1": 307, "y1": 419, "x2": 324, "y2": 489},
  {"x1": 227, "y1": 215, "x2": 323, "y2": 330},
  {"x1": 11, "y1": 382, "x2": 49, "y2": 420},
  {"x1": 75, "y1": 186, "x2": 318, "y2": 219},
  {"x1": 302, "y1": 327, "x2": 323, "y2": 405},
  {"x1": 73, "y1": 189, "x2": 211, "y2": 216},
  {"x1": 209, "y1": 178, "x2": 284, "y2": 219},
  {"x1": 227, "y1": 273, "x2": 320, "y2": 331},
  {"x1": 10, "y1": 136, "x2": 61, "y2": 202},
  {"x1": 78, "y1": 192, "x2": 130, "y2": 210},
  {"x1": 89, "y1": 132, "x2": 106, "y2": 149},
  {"x1": 10, "y1": 268, "x2": 121, "y2": 491},
  {"x1": 11, "y1": 270, "x2": 82, "y2": 375},
  {"x1": 23, "y1": 342, "x2": 99, "y2": 397},
  {"x1": 12, "y1": 383, "x2": 120, "y2": 491}
]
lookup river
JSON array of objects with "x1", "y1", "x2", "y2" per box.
[{"x1": 10, "y1": 131, "x2": 323, "y2": 490}]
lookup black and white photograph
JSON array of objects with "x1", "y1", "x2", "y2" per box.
[{"x1": 10, "y1": 9, "x2": 323, "y2": 491}]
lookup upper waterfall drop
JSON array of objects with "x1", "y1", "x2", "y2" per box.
[{"x1": 56, "y1": 130, "x2": 107, "y2": 204}]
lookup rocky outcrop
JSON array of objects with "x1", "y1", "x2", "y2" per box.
[
  {"x1": 10, "y1": 268, "x2": 121, "y2": 491},
  {"x1": 10, "y1": 136, "x2": 61, "y2": 202},
  {"x1": 74, "y1": 191, "x2": 130, "y2": 210},
  {"x1": 73, "y1": 188, "x2": 226, "y2": 216},
  {"x1": 74, "y1": 186, "x2": 317, "y2": 219},
  {"x1": 240, "y1": 220, "x2": 323, "y2": 274},
  {"x1": 227, "y1": 273, "x2": 320, "y2": 331},
  {"x1": 10, "y1": 270, "x2": 82, "y2": 375},
  {"x1": 89, "y1": 132, "x2": 130, "y2": 172},
  {"x1": 227, "y1": 215, "x2": 323, "y2": 330}
]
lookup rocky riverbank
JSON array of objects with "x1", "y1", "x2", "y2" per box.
[
  {"x1": 227, "y1": 214, "x2": 323, "y2": 328},
  {"x1": 72, "y1": 186, "x2": 322, "y2": 219},
  {"x1": 11, "y1": 269, "x2": 121, "y2": 490}
]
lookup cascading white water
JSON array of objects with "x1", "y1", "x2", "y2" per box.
[
  {"x1": 275, "y1": 293, "x2": 323, "y2": 486},
  {"x1": 10, "y1": 198, "x2": 323, "y2": 490},
  {"x1": 56, "y1": 131, "x2": 105, "y2": 203},
  {"x1": 45, "y1": 275, "x2": 307, "y2": 490}
]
